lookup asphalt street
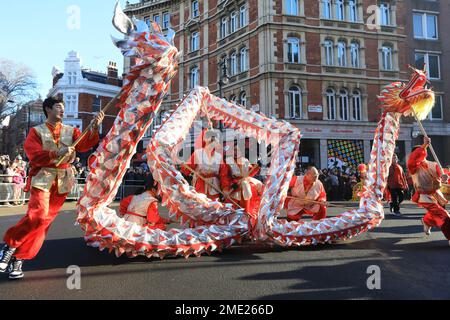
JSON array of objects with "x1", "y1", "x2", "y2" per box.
[{"x1": 0, "y1": 201, "x2": 449, "y2": 300}]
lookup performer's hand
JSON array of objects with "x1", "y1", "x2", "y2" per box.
[
  {"x1": 424, "y1": 136, "x2": 431, "y2": 147},
  {"x1": 58, "y1": 146, "x2": 75, "y2": 157},
  {"x1": 442, "y1": 174, "x2": 449, "y2": 184},
  {"x1": 91, "y1": 111, "x2": 105, "y2": 130}
]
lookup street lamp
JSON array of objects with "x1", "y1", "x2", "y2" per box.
[
  {"x1": 217, "y1": 59, "x2": 229, "y2": 131},
  {"x1": 218, "y1": 59, "x2": 229, "y2": 99}
]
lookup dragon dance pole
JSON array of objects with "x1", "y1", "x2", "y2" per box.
[
  {"x1": 55, "y1": 93, "x2": 120, "y2": 166},
  {"x1": 412, "y1": 109, "x2": 444, "y2": 173}
]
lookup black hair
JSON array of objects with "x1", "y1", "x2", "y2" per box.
[
  {"x1": 43, "y1": 97, "x2": 63, "y2": 118},
  {"x1": 412, "y1": 145, "x2": 423, "y2": 152}
]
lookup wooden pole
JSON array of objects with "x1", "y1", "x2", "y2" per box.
[
  {"x1": 412, "y1": 109, "x2": 444, "y2": 172},
  {"x1": 55, "y1": 94, "x2": 120, "y2": 166},
  {"x1": 286, "y1": 196, "x2": 355, "y2": 210}
]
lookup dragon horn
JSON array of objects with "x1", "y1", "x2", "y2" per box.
[{"x1": 112, "y1": 1, "x2": 135, "y2": 35}]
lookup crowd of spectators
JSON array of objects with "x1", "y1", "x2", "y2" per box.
[{"x1": 0, "y1": 155, "x2": 28, "y2": 206}]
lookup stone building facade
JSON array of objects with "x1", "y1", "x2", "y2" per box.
[{"x1": 124, "y1": 0, "x2": 411, "y2": 170}]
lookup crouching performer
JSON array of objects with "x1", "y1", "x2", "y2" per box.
[{"x1": 285, "y1": 166, "x2": 327, "y2": 222}]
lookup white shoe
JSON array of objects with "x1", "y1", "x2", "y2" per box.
[{"x1": 421, "y1": 218, "x2": 431, "y2": 236}]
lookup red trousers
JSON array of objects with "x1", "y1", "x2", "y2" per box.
[
  {"x1": 420, "y1": 203, "x2": 450, "y2": 240},
  {"x1": 287, "y1": 206, "x2": 327, "y2": 222},
  {"x1": 3, "y1": 182, "x2": 67, "y2": 260}
]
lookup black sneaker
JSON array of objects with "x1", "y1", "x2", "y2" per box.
[
  {"x1": 0, "y1": 245, "x2": 16, "y2": 273},
  {"x1": 8, "y1": 258, "x2": 24, "y2": 280}
]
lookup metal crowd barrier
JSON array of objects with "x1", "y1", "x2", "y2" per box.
[{"x1": 0, "y1": 175, "x2": 147, "y2": 208}]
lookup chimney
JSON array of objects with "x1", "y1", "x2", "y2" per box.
[{"x1": 107, "y1": 61, "x2": 119, "y2": 86}]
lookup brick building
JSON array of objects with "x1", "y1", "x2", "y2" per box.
[
  {"x1": 1, "y1": 99, "x2": 45, "y2": 158},
  {"x1": 124, "y1": 0, "x2": 411, "y2": 170},
  {"x1": 48, "y1": 51, "x2": 122, "y2": 163},
  {"x1": 405, "y1": 0, "x2": 450, "y2": 167}
]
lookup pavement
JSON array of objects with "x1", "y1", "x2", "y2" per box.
[{"x1": 0, "y1": 201, "x2": 449, "y2": 300}]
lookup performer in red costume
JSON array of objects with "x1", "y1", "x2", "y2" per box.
[
  {"x1": 220, "y1": 141, "x2": 263, "y2": 221},
  {"x1": 119, "y1": 175, "x2": 167, "y2": 230},
  {"x1": 181, "y1": 129, "x2": 223, "y2": 201},
  {"x1": 407, "y1": 136, "x2": 450, "y2": 245},
  {"x1": 285, "y1": 166, "x2": 327, "y2": 222},
  {"x1": 0, "y1": 97, "x2": 104, "y2": 280}
]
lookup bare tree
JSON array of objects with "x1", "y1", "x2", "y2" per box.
[{"x1": 0, "y1": 58, "x2": 38, "y2": 124}]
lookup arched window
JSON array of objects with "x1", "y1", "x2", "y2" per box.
[
  {"x1": 326, "y1": 88, "x2": 336, "y2": 120},
  {"x1": 324, "y1": 40, "x2": 334, "y2": 66},
  {"x1": 240, "y1": 47, "x2": 248, "y2": 72},
  {"x1": 349, "y1": 0, "x2": 357, "y2": 22},
  {"x1": 190, "y1": 66, "x2": 199, "y2": 89},
  {"x1": 240, "y1": 92, "x2": 247, "y2": 107},
  {"x1": 288, "y1": 86, "x2": 302, "y2": 119},
  {"x1": 381, "y1": 45, "x2": 393, "y2": 70},
  {"x1": 352, "y1": 89, "x2": 362, "y2": 121},
  {"x1": 220, "y1": 17, "x2": 228, "y2": 38},
  {"x1": 350, "y1": 41, "x2": 360, "y2": 68},
  {"x1": 230, "y1": 51, "x2": 237, "y2": 76},
  {"x1": 380, "y1": 3, "x2": 390, "y2": 26},
  {"x1": 192, "y1": 0, "x2": 199, "y2": 18},
  {"x1": 323, "y1": 0, "x2": 331, "y2": 19},
  {"x1": 337, "y1": 41, "x2": 347, "y2": 67},
  {"x1": 339, "y1": 89, "x2": 349, "y2": 121},
  {"x1": 287, "y1": 37, "x2": 300, "y2": 63},
  {"x1": 336, "y1": 0, "x2": 344, "y2": 21}
]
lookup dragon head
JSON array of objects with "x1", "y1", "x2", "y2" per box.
[
  {"x1": 111, "y1": 2, "x2": 179, "y2": 66},
  {"x1": 378, "y1": 67, "x2": 435, "y2": 120}
]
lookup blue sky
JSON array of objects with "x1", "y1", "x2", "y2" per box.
[{"x1": 0, "y1": 0, "x2": 130, "y2": 98}]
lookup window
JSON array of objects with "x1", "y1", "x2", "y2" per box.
[
  {"x1": 381, "y1": 45, "x2": 393, "y2": 70},
  {"x1": 288, "y1": 86, "x2": 302, "y2": 119},
  {"x1": 415, "y1": 52, "x2": 440, "y2": 79},
  {"x1": 240, "y1": 5, "x2": 247, "y2": 27},
  {"x1": 192, "y1": 0, "x2": 199, "y2": 18},
  {"x1": 339, "y1": 89, "x2": 349, "y2": 121},
  {"x1": 286, "y1": 0, "x2": 299, "y2": 16},
  {"x1": 153, "y1": 14, "x2": 160, "y2": 25},
  {"x1": 65, "y1": 95, "x2": 78, "y2": 114},
  {"x1": 323, "y1": 0, "x2": 331, "y2": 19},
  {"x1": 240, "y1": 47, "x2": 248, "y2": 72},
  {"x1": 287, "y1": 38, "x2": 300, "y2": 63},
  {"x1": 413, "y1": 13, "x2": 438, "y2": 40},
  {"x1": 190, "y1": 66, "x2": 199, "y2": 89},
  {"x1": 337, "y1": 41, "x2": 347, "y2": 67},
  {"x1": 93, "y1": 97, "x2": 101, "y2": 113},
  {"x1": 350, "y1": 42, "x2": 360, "y2": 68},
  {"x1": 349, "y1": 0, "x2": 358, "y2": 22},
  {"x1": 380, "y1": 3, "x2": 390, "y2": 26},
  {"x1": 190, "y1": 31, "x2": 200, "y2": 52},
  {"x1": 429, "y1": 95, "x2": 443, "y2": 120},
  {"x1": 240, "y1": 92, "x2": 247, "y2": 107},
  {"x1": 162, "y1": 12, "x2": 170, "y2": 29},
  {"x1": 144, "y1": 17, "x2": 151, "y2": 26},
  {"x1": 230, "y1": 11, "x2": 237, "y2": 33},
  {"x1": 352, "y1": 89, "x2": 362, "y2": 121},
  {"x1": 326, "y1": 89, "x2": 336, "y2": 120},
  {"x1": 336, "y1": 0, "x2": 344, "y2": 20},
  {"x1": 324, "y1": 40, "x2": 334, "y2": 66},
  {"x1": 230, "y1": 95, "x2": 237, "y2": 103},
  {"x1": 230, "y1": 52, "x2": 237, "y2": 76},
  {"x1": 220, "y1": 17, "x2": 228, "y2": 38}
]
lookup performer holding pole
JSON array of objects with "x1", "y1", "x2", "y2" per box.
[
  {"x1": 220, "y1": 140, "x2": 263, "y2": 221},
  {"x1": 407, "y1": 136, "x2": 450, "y2": 245},
  {"x1": 0, "y1": 97, "x2": 104, "y2": 279},
  {"x1": 285, "y1": 166, "x2": 327, "y2": 222}
]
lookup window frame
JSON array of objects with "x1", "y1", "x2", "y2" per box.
[
  {"x1": 415, "y1": 52, "x2": 441, "y2": 80},
  {"x1": 381, "y1": 45, "x2": 393, "y2": 71},
  {"x1": 288, "y1": 86, "x2": 302, "y2": 119},
  {"x1": 324, "y1": 40, "x2": 334, "y2": 66},
  {"x1": 240, "y1": 47, "x2": 248, "y2": 72},
  {"x1": 162, "y1": 12, "x2": 170, "y2": 29},
  {"x1": 413, "y1": 12, "x2": 438, "y2": 40},
  {"x1": 192, "y1": 0, "x2": 199, "y2": 18},
  {"x1": 287, "y1": 37, "x2": 301, "y2": 63},
  {"x1": 190, "y1": 66, "x2": 199, "y2": 89},
  {"x1": 352, "y1": 89, "x2": 362, "y2": 121},
  {"x1": 190, "y1": 31, "x2": 200, "y2": 52},
  {"x1": 326, "y1": 88, "x2": 336, "y2": 120}
]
